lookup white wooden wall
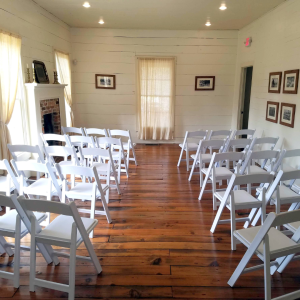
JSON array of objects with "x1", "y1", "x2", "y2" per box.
[
  {"x1": 0, "y1": 0, "x2": 71, "y2": 84},
  {"x1": 71, "y1": 28, "x2": 238, "y2": 143},
  {"x1": 231, "y1": 0, "x2": 300, "y2": 165}
]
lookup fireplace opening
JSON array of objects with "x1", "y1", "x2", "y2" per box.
[{"x1": 44, "y1": 113, "x2": 54, "y2": 134}]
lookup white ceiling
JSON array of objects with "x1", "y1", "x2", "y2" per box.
[{"x1": 33, "y1": 0, "x2": 286, "y2": 30}]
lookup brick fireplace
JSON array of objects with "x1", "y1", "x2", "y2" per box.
[{"x1": 40, "y1": 98, "x2": 61, "y2": 135}]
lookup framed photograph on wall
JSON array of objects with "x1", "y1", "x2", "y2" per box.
[
  {"x1": 95, "y1": 74, "x2": 116, "y2": 89},
  {"x1": 195, "y1": 76, "x2": 215, "y2": 91},
  {"x1": 280, "y1": 102, "x2": 296, "y2": 128},
  {"x1": 283, "y1": 69, "x2": 299, "y2": 94},
  {"x1": 266, "y1": 101, "x2": 279, "y2": 123},
  {"x1": 268, "y1": 72, "x2": 282, "y2": 93}
]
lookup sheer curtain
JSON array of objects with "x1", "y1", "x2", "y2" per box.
[
  {"x1": 0, "y1": 32, "x2": 21, "y2": 160},
  {"x1": 54, "y1": 50, "x2": 74, "y2": 126},
  {"x1": 137, "y1": 57, "x2": 175, "y2": 140}
]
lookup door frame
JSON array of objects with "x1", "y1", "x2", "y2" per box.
[{"x1": 237, "y1": 63, "x2": 254, "y2": 130}]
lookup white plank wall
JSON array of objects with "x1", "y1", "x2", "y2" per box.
[
  {"x1": 231, "y1": 0, "x2": 300, "y2": 165},
  {"x1": 71, "y1": 28, "x2": 238, "y2": 143},
  {"x1": 0, "y1": 0, "x2": 71, "y2": 84}
]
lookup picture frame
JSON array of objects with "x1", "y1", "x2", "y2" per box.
[
  {"x1": 95, "y1": 74, "x2": 116, "y2": 89},
  {"x1": 33, "y1": 60, "x2": 49, "y2": 84},
  {"x1": 268, "y1": 72, "x2": 282, "y2": 93},
  {"x1": 279, "y1": 102, "x2": 296, "y2": 128},
  {"x1": 195, "y1": 76, "x2": 215, "y2": 91},
  {"x1": 283, "y1": 69, "x2": 299, "y2": 94},
  {"x1": 266, "y1": 101, "x2": 279, "y2": 123}
]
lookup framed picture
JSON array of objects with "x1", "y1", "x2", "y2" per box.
[
  {"x1": 33, "y1": 60, "x2": 49, "y2": 84},
  {"x1": 283, "y1": 69, "x2": 299, "y2": 94},
  {"x1": 280, "y1": 103, "x2": 296, "y2": 128},
  {"x1": 195, "y1": 76, "x2": 215, "y2": 91},
  {"x1": 95, "y1": 74, "x2": 116, "y2": 89},
  {"x1": 268, "y1": 72, "x2": 282, "y2": 93},
  {"x1": 266, "y1": 101, "x2": 279, "y2": 123}
]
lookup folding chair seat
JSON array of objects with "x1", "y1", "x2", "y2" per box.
[
  {"x1": 189, "y1": 139, "x2": 226, "y2": 181},
  {"x1": 56, "y1": 164, "x2": 112, "y2": 237},
  {"x1": 211, "y1": 172, "x2": 276, "y2": 249},
  {"x1": 0, "y1": 194, "x2": 48, "y2": 287},
  {"x1": 198, "y1": 151, "x2": 246, "y2": 210},
  {"x1": 17, "y1": 197, "x2": 102, "y2": 300},
  {"x1": 228, "y1": 210, "x2": 300, "y2": 300},
  {"x1": 177, "y1": 130, "x2": 209, "y2": 171},
  {"x1": 108, "y1": 129, "x2": 138, "y2": 167}
]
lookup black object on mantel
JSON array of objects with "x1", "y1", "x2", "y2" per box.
[{"x1": 33, "y1": 60, "x2": 49, "y2": 84}]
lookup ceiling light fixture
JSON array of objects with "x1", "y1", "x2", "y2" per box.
[
  {"x1": 83, "y1": 2, "x2": 90, "y2": 8},
  {"x1": 205, "y1": 21, "x2": 211, "y2": 26},
  {"x1": 219, "y1": 4, "x2": 227, "y2": 10},
  {"x1": 99, "y1": 19, "x2": 105, "y2": 25}
]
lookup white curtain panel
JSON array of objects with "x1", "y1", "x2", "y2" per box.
[
  {"x1": 55, "y1": 50, "x2": 74, "y2": 127},
  {"x1": 0, "y1": 32, "x2": 21, "y2": 160},
  {"x1": 137, "y1": 57, "x2": 175, "y2": 140}
]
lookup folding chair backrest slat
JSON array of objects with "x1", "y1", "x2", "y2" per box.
[
  {"x1": 56, "y1": 164, "x2": 95, "y2": 178},
  {"x1": 201, "y1": 139, "x2": 226, "y2": 149},
  {"x1": 80, "y1": 147, "x2": 110, "y2": 158},
  {"x1": 97, "y1": 137, "x2": 121, "y2": 146},
  {"x1": 234, "y1": 173, "x2": 275, "y2": 186},
  {"x1": 109, "y1": 129, "x2": 130, "y2": 137},
  {"x1": 187, "y1": 130, "x2": 207, "y2": 138},
  {"x1": 208, "y1": 130, "x2": 232, "y2": 140},
  {"x1": 249, "y1": 136, "x2": 279, "y2": 152},
  {"x1": 61, "y1": 126, "x2": 84, "y2": 136},
  {"x1": 233, "y1": 129, "x2": 256, "y2": 139},
  {"x1": 214, "y1": 151, "x2": 245, "y2": 163},
  {"x1": 0, "y1": 159, "x2": 20, "y2": 192},
  {"x1": 8, "y1": 145, "x2": 45, "y2": 163},
  {"x1": 227, "y1": 138, "x2": 252, "y2": 148},
  {"x1": 40, "y1": 133, "x2": 69, "y2": 146},
  {"x1": 280, "y1": 169, "x2": 300, "y2": 182},
  {"x1": 18, "y1": 197, "x2": 73, "y2": 216},
  {"x1": 85, "y1": 128, "x2": 108, "y2": 137}
]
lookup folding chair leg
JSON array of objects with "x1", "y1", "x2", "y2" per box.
[
  {"x1": 30, "y1": 217, "x2": 37, "y2": 292},
  {"x1": 199, "y1": 173, "x2": 209, "y2": 200},
  {"x1": 0, "y1": 236, "x2": 14, "y2": 256},
  {"x1": 177, "y1": 148, "x2": 184, "y2": 167},
  {"x1": 264, "y1": 235, "x2": 271, "y2": 300},
  {"x1": 251, "y1": 208, "x2": 262, "y2": 227},
  {"x1": 89, "y1": 195, "x2": 96, "y2": 238},
  {"x1": 0, "y1": 243, "x2": 5, "y2": 255},
  {"x1": 230, "y1": 202, "x2": 237, "y2": 250},
  {"x1": 13, "y1": 215, "x2": 21, "y2": 288},
  {"x1": 188, "y1": 159, "x2": 197, "y2": 181},
  {"x1": 243, "y1": 207, "x2": 258, "y2": 228},
  {"x1": 210, "y1": 197, "x2": 227, "y2": 233},
  {"x1": 131, "y1": 144, "x2": 138, "y2": 166},
  {"x1": 111, "y1": 164, "x2": 121, "y2": 194},
  {"x1": 101, "y1": 196, "x2": 112, "y2": 224},
  {"x1": 186, "y1": 150, "x2": 189, "y2": 171},
  {"x1": 68, "y1": 224, "x2": 77, "y2": 300}
]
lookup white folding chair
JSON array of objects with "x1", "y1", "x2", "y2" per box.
[
  {"x1": 40, "y1": 133, "x2": 70, "y2": 146},
  {"x1": 178, "y1": 130, "x2": 209, "y2": 171},
  {"x1": 17, "y1": 197, "x2": 102, "y2": 300},
  {"x1": 222, "y1": 138, "x2": 252, "y2": 153},
  {"x1": 273, "y1": 149, "x2": 300, "y2": 173},
  {"x1": 189, "y1": 139, "x2": 226, "y2": 181},
  {"x1": 248, "y1": 136, "x2": 279, "y2": 152},
  {"x1": 11, "y1": 160, "x2": 62, "y2": 224},
  {"x1": 207, "y1": 129, "x2": 232, "y2": 140},
  {"x1": 96, "y1": 137, "x2": 128, "y2": 179},
  {"x1": 67, "y1": 135, "x2": 96, "y2": 149},
  {"x1": 80, "y1": 147, "x2": 121, "y2": 195},
  {"x1": 0, "y1": 194, "x2": 51, "y2": 287},
  {"x1": 108, "y1": 129, "x2": 138, "y2": 167},
  {"x1": 55, "y1": 164, "x2": 112, "y2": 237},
  {"x1": 198, "y1": 151, "x2": 246, "y2": 210},
  {"x1": 231, "y1": 129, "x2": 256, "y2": 139},
  {"x1": 210, "y1": 172, "x2": 275, "y2": 250},
  {"x1": 228, "y1": 210, "x2": 300, "y2": 300}
]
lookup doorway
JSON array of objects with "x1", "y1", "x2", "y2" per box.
[{"x1": 239, "y1": 66, "x2": 253, "y2": 131}]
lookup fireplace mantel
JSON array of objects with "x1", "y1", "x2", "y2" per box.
[{"x1": 25, "y1": 83, "x2": 67, "y2": 150}]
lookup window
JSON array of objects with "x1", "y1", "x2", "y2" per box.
[
  {"x1": 137, "y1": 57, "x2": 175, "y2": 140},
  {"x1": 7, "y1": 61, "x2": 29, "y2": 145}
]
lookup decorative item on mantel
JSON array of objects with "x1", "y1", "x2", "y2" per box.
[
  {"x1": 53, "y1": 70, "x2": 60, "y2": 84},
  {"x1": 32, "y1": 60, "x2": 50, "y2": 84},
  {"x1": 32, "y1": 63, "x2": 37, "y2": 83},
  {"x1": 26, "y1": 64, "x2": 31, "y2": 83}
]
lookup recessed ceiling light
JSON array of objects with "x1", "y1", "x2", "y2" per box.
[
  {"x1": 99, "y1": 19, "x2": 105, "y2": 25},
  {"x1": 205, "y1": 21, "x2": 211, "y2": 26},
  {"x1": 219, "y1": 4, "x2": 227, "y2": 10},
  {"x1": 83, "y1": 2, "x2": 90, "y2": 8}
]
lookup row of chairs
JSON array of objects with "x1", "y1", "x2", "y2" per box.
[
  {"x1": 178, "y1": 129, "x2": 300, "y2": 299},
  {"x1": 0, "y1": 194, "x2": 101, "y2": 300}
]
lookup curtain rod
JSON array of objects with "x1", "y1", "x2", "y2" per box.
[
  {"x1": 0, "y1": 29, "x2": 21, "y2": 39},
  {"x1": 54, "y1": 49, "x2": 69, "y2": 55}
]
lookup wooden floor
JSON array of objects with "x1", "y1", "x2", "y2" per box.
[{"x1": 1, "y1": 144, "x2": 300, "y2": 299}]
